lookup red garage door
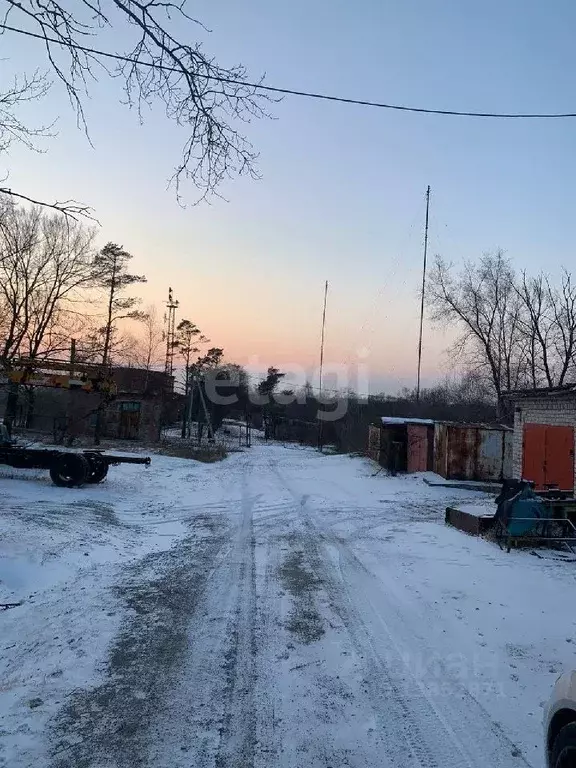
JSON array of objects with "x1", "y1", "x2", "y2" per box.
[{"x1": 522, "y1": 423, "x2": 574, "y2": 491}]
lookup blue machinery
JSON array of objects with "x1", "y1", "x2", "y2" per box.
[{"x1": 494, "y1": 480, "x2": 576, "y2": 553}]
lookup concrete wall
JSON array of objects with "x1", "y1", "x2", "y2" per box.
[
  {"x1": 0, "y1": 386, "x2": 98, "y2": 436},
  {"x1": 103, "y1": 398, "x2": 162, "y2": 442},
  {"x1": 0, "y1": 384, "x2": 163, "y2": 442},
  {"x1": 512, "y1": 396, "x2": 576, "y2": 479},
  {"x1": 503, "y1": 430, "x2": 513, "y2": 479}
]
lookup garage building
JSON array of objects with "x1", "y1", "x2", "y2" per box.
[{"x1": 506, "y1": 386, "x2": 576, "y2": 493}]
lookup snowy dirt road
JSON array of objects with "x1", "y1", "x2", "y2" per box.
[{"x1": 2, "y1": 444, "x2": 576, "y2": 767}]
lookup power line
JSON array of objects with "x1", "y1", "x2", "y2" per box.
[{"x1": 2, "y1": 22, "x2": 576, "y2": 120}]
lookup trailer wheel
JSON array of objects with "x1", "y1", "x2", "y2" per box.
[
  {"x1": 86, "y1": 456, "x2": 109, "y2": 484},
  {"x1": 49, "y1": 453, "x2": 90, "y2": 487}
]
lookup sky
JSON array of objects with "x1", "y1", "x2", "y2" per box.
[{"x1": 2, "y1": 0, "x2": 576, "y2": 393}]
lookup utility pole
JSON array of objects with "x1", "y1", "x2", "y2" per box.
[
  {"x1": 69, "y1": 339, "x2": 76, "y2": 378},
  {"x1": 164, "y1": 287, "x2": 179, "y2": 381},
  {"x1": 318, "y1": 280, "x2": 329, "y2": 451},
  {"x1": 187, "y1": 373, "x2": 195, "y2": 439},
  {"x1": 416, "y1": 186, "x2": 431, "y2": 403}
]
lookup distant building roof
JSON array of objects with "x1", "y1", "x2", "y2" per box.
[
  {"x1": 380, "y1": 417, "x2": 435, "y2": 426},
  {"x1": 112, "y1": 366, "x2": 172, "y2": 396},
  {"x1": 503, "y1": 384, "x2": 576, "y2": 400},
  {"x1": 435, "y1": 420, "x2": 512, "y2": 431}
]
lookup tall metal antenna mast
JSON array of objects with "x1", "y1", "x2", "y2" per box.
[
  {"x1": 416, "y1": 186, "x2": 431, "y2": 402},
  {"x1": 319, "y1": 280, "x2": 329, "y2": 394},
  {"x1": 164, "y1": 287, "x2": 179, "y2": 379},
  {"x1": 318, "y1": 280, "x2": 329, "y2": 451}
]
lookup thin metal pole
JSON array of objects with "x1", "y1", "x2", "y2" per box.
[
  {"x1": 187, "y1": 374, "x2": 195, "y2": 439},
  {"x1": 319, "y1": 280, "x2": 328, "y2": 392},
  {"x1": 164, "y1": 287, "x2": 179, "y2": 379},
  {"x1": 318, "y1": 280, "x2": 329, "y2": 451},
  {"x1": 416, "y1": 186, "x2": 431, "y2": 403},
  {"x1": 198, "y1": 378, "x2": 215, "y2": 441},
  {"x1": 69, "y1": 339, "x2": 76, "y2": 378}
]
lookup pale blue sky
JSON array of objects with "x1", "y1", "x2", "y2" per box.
[{"x1": 2, "y1": 0, "x2": 576, "y2": 392}]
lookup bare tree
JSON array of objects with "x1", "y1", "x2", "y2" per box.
[
  {"x1": 429, "y1": 251, "x2": 576, "y2": 404},
  {"x1": 547, "y1": 270, "x2": 576, "y2": 385},
  {"x1": 0, "y1": 201, "x2": 96, "y2": 428},
  {"x1": 77, "y1": 325, "x2": 141, "y2": 367},
  {"x1": 515, "y1": 272, "x2": 555, "y2": 388},
  {"x1": 511, "y1": 269, "x2": 576, "y2": 388},
  {"x1": 0, "y1": 201, "x2": 96, "y2": 365},
  {"x1": 428, "y1": 251, "x2": 529, "y2": 404},
  {"x1": 112, "y1": 303, "x2": 165, "y2": 373},
  {"x1": 139, "y1": 304, "x2": 164, "y2": 375},
  {"x1": 0, "y1": 0, "x2": 270, "y2": 213}
]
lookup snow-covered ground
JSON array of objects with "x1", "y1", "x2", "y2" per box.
[{"x1": 1, "y1": 444, "x2": 575, "y2": 767}]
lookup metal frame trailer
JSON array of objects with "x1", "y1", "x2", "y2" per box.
[{"x1": 0, "y1": 445, "x2": 151, "y2": 487}]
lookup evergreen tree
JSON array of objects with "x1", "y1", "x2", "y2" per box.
[{"x1": 93, "y1": 243, "x2": 147, "y2": 366}]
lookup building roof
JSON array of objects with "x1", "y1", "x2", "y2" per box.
[
  {"x1": 503, "y1": 383, "x2": 576, "y2": 400},
  {"x1": 376, "y1": 417, "x2": 511, "y2": 430},
  {"x1": 112, "y1": 366, "x2": 172, "y2": 396},
  {"x1": 435, "y1": 420, "x2": 512, "y2": 430},
  {"x1": 380, "y1": 417, "x2": 435, "y2": 426}
]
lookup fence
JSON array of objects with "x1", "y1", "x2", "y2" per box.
[{"x1": 161, "y1": 418, "x2": 252, "y2": 451}]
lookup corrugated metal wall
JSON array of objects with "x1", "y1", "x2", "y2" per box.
[
  {"x1": 368, "y1": 424, "x2": 382, "y2": 463},
  {"x1": 407, "y1": 424, "x2": 429, "y2": 473},
  {"x1": 433, "y1": 423, "x2": 449, "y2": 477},
  {"x1": 371, "y1": 421, "x2": 512, "y2": 479},
  {"x1": 434, "y1": 424, "x2": 512, "y2": 481},
  {"x1": 477, "y1": 428, "x2": 505, "y2": 481},
  {"x1": 446, "y1": 426, "x2": 477, "y2": 479}
]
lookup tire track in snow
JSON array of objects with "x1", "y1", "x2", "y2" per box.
[
  {"x1": 269, "y1": 459, "x2": 531, "y2": 768},
  {"x1": 49, "y1": 454, "x2": 250, "y2": 768},
  {"x1": 138, "y1": 456, "x2": 261, "y2": 768},
  {"x1": 215, "y1": 467, "x2": 258, "y2": 768},
  {"x1": 48, "y1": 518, "x2": 231, "y2": 768},
  {"x1": 270, "y1": 461, "x2": 444, "y2": 767},
  {"x1": 329, "y1": 538, "x2": 532, "y2": 768},
  {"x1": 253, "y1": 535, "x2": 283, "y2": 767}
]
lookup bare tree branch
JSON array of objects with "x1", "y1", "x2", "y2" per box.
[
  {"x1": 0, "y1": 188, "x2": 97, "y2": 220},
  {"x1": 1, "y1": 0, "x2": 272, "y2": 203},
  {"x1": 0, "y1": 70, "x2": 53, "y2": 152}
]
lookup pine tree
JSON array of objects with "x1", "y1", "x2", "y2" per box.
[
  {"x1": 175, "y1": 319, "x2": 205, "y2": 438},
  {"x1": 93, "y1": 243, "x2": 147, "y2": 366},
  {"x1": 257, "y1": 367, "x2": 285, "y2": 397},
  {"x1": 91, "y1": 242, "x2": 146, "y2": 443}
]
